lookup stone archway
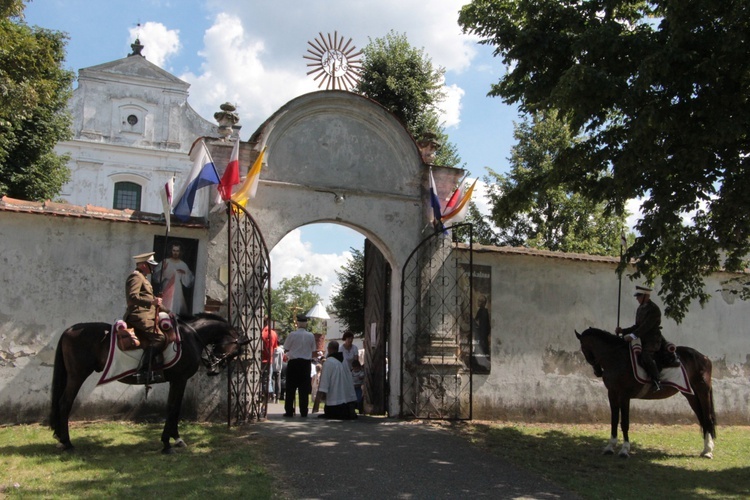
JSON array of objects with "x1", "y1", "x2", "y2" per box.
[{"x1": 207, "y1": 90, "x2": 459, "y2": 415}]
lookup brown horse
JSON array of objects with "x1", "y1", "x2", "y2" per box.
[
  {"x1": 50, "y1": 313, "x2": 244, "y2": 454},
  {"x1": 575, "y1": 327, "x2": 716, "y2": 458}
]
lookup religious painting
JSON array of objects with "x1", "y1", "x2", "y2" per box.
[
  {"x1": 459, "y1": 264, "x2": 492, "y2": 374},
  {"x1": 152, "y1": 236, "x2": 198, "y2": 315}
]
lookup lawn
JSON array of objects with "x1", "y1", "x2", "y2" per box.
[{"x1": 0, "y1": 421, "x2": 276, "y2": 499}]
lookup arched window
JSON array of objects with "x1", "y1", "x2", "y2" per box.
[{"x1": 113, "y1": 181, "x2": 142, "y2": 210}]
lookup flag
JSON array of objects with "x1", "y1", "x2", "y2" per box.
[
  {"x1": 442, "y1": 173, "x2": 469, "y2": 216},
  {"x1": 429, "y1": 168, "x2": 443, "y2": 231},
  {"x1": 173, "y1": 138, "x2": 220, "y2": 221},
  {"x1": 442, "y1": 179, "x2": 478, "y2": 223},
  {"x1": 231, "y1": 147, "x2": 266, "y2": 209},
  {"x1": 215, "y1": 139, "x2": 240, "y2": 204},
  {"x1": 161, "y1": 175, "x2": 174, "y2": 232}
]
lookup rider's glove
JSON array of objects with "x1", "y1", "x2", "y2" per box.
[{"x1": 625, "y1": 333, "x2": 637, "y2": 342}]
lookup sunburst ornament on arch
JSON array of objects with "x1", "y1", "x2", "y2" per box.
[{"x1": 304, "y1": 31, "x2": 363, "y2": 91}]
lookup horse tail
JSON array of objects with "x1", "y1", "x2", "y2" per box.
[
  {"x1": 693, "y1": 349, "x2": 717, "y2": 440},
  {"x1": 49, "y1": 332, "x2": 67, "y2": 432},
  {"x1": 704, "y1": 357, "x2": 717, "y2": 440}
]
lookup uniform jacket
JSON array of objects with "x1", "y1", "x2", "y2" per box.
[
  {"x1": 124, "y1": 270, "x2": 158, "y2": 331},
  {"x1": 622, "y1": 299, "x2": 664, "y2": 351}
]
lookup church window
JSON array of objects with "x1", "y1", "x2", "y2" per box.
[{"x1": 113, "y1": 181, "x2": 141, "y2": 210}]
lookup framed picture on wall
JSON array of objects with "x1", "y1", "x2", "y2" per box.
[{"x1": 152, "y1": 236, "x2": 198, "y2": 315}]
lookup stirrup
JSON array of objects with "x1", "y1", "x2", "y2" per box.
[{"x1": 651, "y1": 380, "x2": 662, "y2": 392}]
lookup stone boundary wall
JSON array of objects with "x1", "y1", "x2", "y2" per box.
[
  {"x1": 0, "y1": 200, "x2": 217, "y2": 424},
  {"x1": 1, "y1": 202, "x2": 748, "y2": 426},
  {"x1": 468, "y1": 244, "x2": 750, "y2": 425}
]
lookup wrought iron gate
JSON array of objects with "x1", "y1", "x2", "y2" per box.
[
  {"x1": 227, "y1": 200, "x2": 271, "y2": 424},
  {"x1": 400, "y1": 224, "x2": 473, "y2": 419}
]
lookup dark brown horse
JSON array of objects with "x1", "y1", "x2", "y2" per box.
[
  {"x1": 50, "y1": 313, "x2": 244, "y2": 454},
  {"x1": 575, "y1": 327, "x2": 716, "y2": 458}
]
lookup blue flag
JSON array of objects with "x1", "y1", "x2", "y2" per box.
[{"x1": 173, "y1": 139, "x2": 220, "y2": 221}]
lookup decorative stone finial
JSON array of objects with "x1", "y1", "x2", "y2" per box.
[
  {"x1": 417, "y1": 132, "x2": 441, "y2": 164},
  {"x1": 214, "y1": 102, "x2": 240, "y2": 140},
  {"x1": 129, "y1": 38, "x2": 144, "y2": 57}
]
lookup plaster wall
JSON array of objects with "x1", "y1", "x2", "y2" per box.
[
  {"x1": 469, "y1": 247, "x2": 750, "y2": 425},
  {"x1": 0, "y1": 211, "x2": 217, "y2": 424}
]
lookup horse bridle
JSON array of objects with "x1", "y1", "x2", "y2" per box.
[{"x1": 200, "y1": 336, "x2": 250, "y2": 375}]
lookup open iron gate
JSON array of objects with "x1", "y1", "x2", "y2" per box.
[
  {"x1": 400, "y1": 223, "x2": 473, "y2": 419},
  {"x1": 226, "y1": 200, "x2": 271, "y2": 424}
]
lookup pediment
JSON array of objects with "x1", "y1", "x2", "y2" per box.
[{"x1": 78, "y1": 55, "x2": 189, "y2": 91}]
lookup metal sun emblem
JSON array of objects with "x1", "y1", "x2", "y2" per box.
[{"x1": 304, "y1": 31, "x2": 363, "y2": 91}]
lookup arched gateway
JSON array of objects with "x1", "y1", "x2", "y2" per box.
[{"x1": 208, "y1": 91, "x2": 472, "y2": 420}]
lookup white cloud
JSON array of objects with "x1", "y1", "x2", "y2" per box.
[
  {"x1": 181, "y1": 0, "x2": 479, "y2": 135},
  {"x1": 440, "y1": 83, "x2": 464, "y2": 129},
  {"x1": 128, "y1": 22, "x2": 180, "y2": 68},
  {"x1": 270, "y1": 229, "x2": 353, "y2": 307}
]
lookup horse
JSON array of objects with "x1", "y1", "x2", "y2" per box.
[
  {"x1": 575, "y1": 327, "x2": 716, "y2": 459},
  {"x1": 50, "y1": 313, "x2": 245, "y2": 454}
]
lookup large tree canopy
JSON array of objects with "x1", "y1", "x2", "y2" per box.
[
  {"x1": 355, "y1": 30, "x2": 461, "y2": 167},
  {"x1": 459, "y1": 0, "x2": 750, "y2": 321},
  {"x1": 488, "y1": 111, "x2": 628, "y2": 255},
  {"x1": 0, "y1": 1, "x2": 74, "y2": 200}
]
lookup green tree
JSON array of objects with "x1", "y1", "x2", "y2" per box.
[
  {"x1": 459, "y1": 0, "x2": 750, "y2": 320},
  {"x1": 271, "y1": 274, "x2": 322, "y2": 338},
  {"x1": 330, "y1": 247, "x2": 365, "y2": 335},
  {"x1": 0, "y1": 1, "x2": 74, "y2": 200},
  {"x1": 355, "y1": 30, "x2": 461, "y2": 167},
  {"x1": 488, "y1": 111, "x2": 627, "y2": 256}
]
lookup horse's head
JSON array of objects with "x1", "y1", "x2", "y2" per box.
[
  {"x1": 186, "y1": 313, "x2": 248, "y2": 375},
  {"x1": 575, "y1": 328, "x2": 607, "y2": 377}
]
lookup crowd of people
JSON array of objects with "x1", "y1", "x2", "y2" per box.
[{"x1": 273, "y1": 313, "x2": 362, "y2": 420}]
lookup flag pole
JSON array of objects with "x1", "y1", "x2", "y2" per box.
[
  {"x1": 156, "y1": 224, "x2": 170, "y2": 297},
  {"x1": 616, "y1": 231, "x2": 626, "y2": 330}
]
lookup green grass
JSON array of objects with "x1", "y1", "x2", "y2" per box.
[
  {"x1": 2, "y1": 420, "x2": 749, "y2": 499},
  {"x1": 0, "y1": 421, "x2": 275, "y2": 499},
  {"x1": 451, "y1": 422, "x2": 750, "y2": 500}
]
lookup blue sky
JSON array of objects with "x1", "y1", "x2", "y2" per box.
[{"x1": 25, "y1": 0, "x2": 522, "y2": 305}]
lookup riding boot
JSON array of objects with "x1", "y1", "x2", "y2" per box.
[
  {"x1": 137, "y1": 347, "x2": 154, "y2": 384},
  {"x1": 642, "y1": 358, "x2": 662, "y2": 392}
]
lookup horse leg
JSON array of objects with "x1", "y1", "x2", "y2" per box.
[
  {"x1": 603, "y1": 391, "x2": 619, "y2": 455},
  {"x1": 54, "y1": 373, "x2": 87, "y2": 451},
  {"x1": 161, "y1": 378, "x2": 188, "y2": 454},
  {"x1": 618, "y1": 398, "x2": 631, "y2": 458},
  {"x1": 684, "y1": 392, "x2": 715, "y2": 459}
]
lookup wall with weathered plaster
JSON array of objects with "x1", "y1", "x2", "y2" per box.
[
  {"x1": 468, "y1": 245, "x2": 750, "y2": 425},
  {"x1": 0, "y1": 207, "x2": 217, "y2": 424},
  {"x1": 1, "y1": 208, "x2": 748, "y2": 426}
]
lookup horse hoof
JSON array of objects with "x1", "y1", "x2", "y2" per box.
[
  {"x1": 602, "y1": 449, "x2": 614, "y2": 455},
  {"x1": 618, "y1": 452, "x2": 630, "y2": 459},
  {"x1": 174, "y1": 438, "x2": 187, "y2": 448},
  {"x1": 700, "y1": 452, "x2": 713, "y2": 459},
  {"x1": 56, "y1": 442, "x2": 74, "y2": 452},
  {"x1": 162, "y1": 447, "x2": 176, "y2": 455}
]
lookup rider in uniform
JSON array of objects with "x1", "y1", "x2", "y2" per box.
[
  {"x1": 616, "y1": 285, "x2": 679, "y2": 392},
  {"x1": 125, "y1": 252, "x2": 166, "y2": 382}
]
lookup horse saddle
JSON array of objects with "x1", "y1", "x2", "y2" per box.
[
  {"x1": 98, "y1": 318, "x2": 182, "y2": 386},
  {"x1": 629, "y1": 339, "x2": 693, "y2": 394},
  {"x1": 115, "y1": 313, "x2": 177, "y2": 352}
]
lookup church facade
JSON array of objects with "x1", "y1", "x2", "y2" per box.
[{"x1": 54, "y1": 42, "x2": 220, "y2": 216}]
